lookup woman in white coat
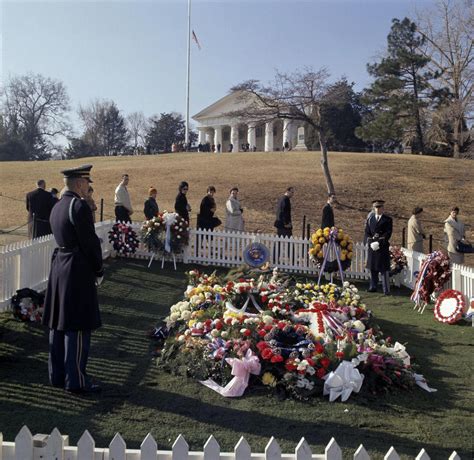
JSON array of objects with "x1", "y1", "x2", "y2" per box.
[
  {"x1": 444, "y1": 206, "x2": 466, "y2": 264},
  {"x1": 225, "y1": 187, "x2": 244, "y2": 232}
]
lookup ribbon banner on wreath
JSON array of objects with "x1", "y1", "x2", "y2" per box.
[
  {"x1": 410, "y1": 251, "x2": 451, "y2": 313},
  {"x1": 141, "y1": 211, "x2": 190, "y2": 267},
  {"x1": 308, "y1": 227, "x2": 353, "y2": 285}
]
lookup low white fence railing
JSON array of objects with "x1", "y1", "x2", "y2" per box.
[
  {"x1": 0, "y1": 425, "x2": 461, "y2": 460},
  {"x1": 0, "y1": 221, "x2": 473, "y2": 310}
]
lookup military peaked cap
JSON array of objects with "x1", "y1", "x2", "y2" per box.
[
  {"x1": 61, "y1": 164, "x2": 93, "y2": 183},
  {"x1": 372, "y1": 199, "x2": 385, "y2": 207}
]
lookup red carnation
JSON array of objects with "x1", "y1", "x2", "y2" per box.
[
  {"x1": 335, "y1": 351, "x2": 345, "y2": 359},
  {"x1": 261, "y1": 348, "x2": 274, "y2": 360},
  {"x1": 277, "y1": 321, "x2": 286, "y2": 330},
  {"x1": 315, "y1": 343, "x2": 325, "y2": 354},
  {"x1": 306, "y1": 358, "x2": 315, "y2": 367},
  {"x1": 215, "y1": 321, "x2": 223, "y2": 330},
  {"x1": 320, "y1": 357, "x2": 331, "y2": 369},
  {"x1": 317, "y1": 368, "x2": 327, "y2": 379},
  {"x1": 270, "y1": 354, "x2": 284, "y2": 363},
  {"x1": 285, "y1": 360, "x2": 297, "y2": 371},
  {"x1": 258, "y1": 329, "x2": 267, "y2": 337},
  {"x1": 242, "y1": 329, "x2": 252, "y2": 337},
  {"x1": 261, "y1": 295, "x2": 268, "y2": 303},
  {"x1": 256, "y1": 341, "x2": 269, "y2": 351}
]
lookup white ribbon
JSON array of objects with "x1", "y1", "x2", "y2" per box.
[
  {"x1": 163, "y1": 212, "x2": 177, "y2": 253},
  {"x1": 414, "y1": 373, "x2": 437, "y2": 392},
  {"x1": 323, "y1": 361, "x2": 364, "y2": 402},
  {"x1": 225, "y1": 294, "x2": 264, "y2": 317}
]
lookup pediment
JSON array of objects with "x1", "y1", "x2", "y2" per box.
[{"x1": 192, "y1": 90, "x2": 255, "y2": 121}]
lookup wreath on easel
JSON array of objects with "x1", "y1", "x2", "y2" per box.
[
  {"x1": 434, "y1": 290, "x2": 465, "y2": 324},
  {"x1": 108, "y1": 222, "x2": 140, "y2": 256},
  {"x1": 11, "y1": 288, "x2": 44, "y2": 323}
]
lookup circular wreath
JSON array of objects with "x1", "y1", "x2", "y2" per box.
[
  {"x1": 389, "y1": 245, "x2": 408, "y2": 276},
  {"x1": 434, "y1": 289, "x2": 465, "y2": 324},
  {"x1": 308, "y1": 227, "x2": 353, "y2": 273},
  {"x1": 108, "y1": 222, "x2": 140, "y2": 256},
  {"x1": 11, "y1": 288, "x2": 44, "y2": 323},
  {"x1": 142, "y1": 211, "x2": 190, "y2": 254}
]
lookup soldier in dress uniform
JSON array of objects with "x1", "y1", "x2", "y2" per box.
[
  {"x1": 364, "y1": 199, "x2": 393, "y2": 295},
  {"x1": 42, "y1": 164, "x2": 104, "y2": 394},
  {"x1": 26, "y1": 179, "x2": 55, "y2": 238}
]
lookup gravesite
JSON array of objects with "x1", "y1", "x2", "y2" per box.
[{"x1": 0, "y1": 0, "x2": 473, "y2": 459}]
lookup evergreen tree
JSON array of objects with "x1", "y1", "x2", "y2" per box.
[
  {"x1": 357, "y1": 18, "x2": 433, "y2": 153},
  {"x1": 146, "y1": 112, "x2": 189, "y2": 153}
]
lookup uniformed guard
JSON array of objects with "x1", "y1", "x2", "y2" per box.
[
  {"x1": 364, "y1": 199, "x2": 393, "y2": 295},
  {"x1": 43, "y1": 164, "x2": 104, "y2": 394}
]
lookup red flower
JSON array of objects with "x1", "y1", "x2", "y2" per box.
[
  {"x1": 264, "y1": 324, "x2": 273, "y2": 331},
  {"x1": 270, "y1": 354, "x2": 284, "y2": 363},
  {"x1": 320, "y1": 357, "x2": 331, "y2": 369},
  {"x1": 285, "y1": 360, "x2": 297, "y2": 371},
  {"x1": 315, "y1": 343, "x2": 325, "y2": 354},
  {"x1": 258, "y1": 329, "x2": 267, "y2": 337},
  {"x1": 256, "y1": 341, "x2": 269, "y2": 351},
  {"x1": 242, "y1": 329, "x2": 252, "y2": 337},
  {"x1": 215, "y1": 321, "x2": 223, "y2": 330},
  {"x1": 317, "y1": 368, "x2": 327, "y2": 379},
  {"x1": 335, "y1": 351, "x2": 345, "y2": 359},
  {"x1": 306, "y1": 358, "x2": 315, "y2": 367},
  {"x1": 261, "y1": 295, "x2": 268, "y2": 303},
  {"x1": 261, "y1": 348, "x2": 274, "y2": 360},
  {"x1": 277, "y1": 321, "x2": 286, "y2": 330}
]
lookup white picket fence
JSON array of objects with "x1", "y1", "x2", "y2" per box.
[
  {"x1": 0, "y1": 426, "x2": 462, "y2": 460},
  {"x1": 0, "y1": 221, "x2": 473, "y2": 310}
]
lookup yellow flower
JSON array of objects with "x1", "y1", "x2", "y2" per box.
[
  {"x1": 188, "y1": 319, "x2": 196, "y2": 327},
  {"x1": 314, "y1": 244, "x2": 321, "y2": 252},
  {"x1": 340, "y1": 240, "x2": 347, "y2": 248},
  {"x1": 348, "y1": 251, "x2": 353, "y2": 259},
  {"x1": 262, "y1": 372, "x2": 277, "y2": 387},
  {"x1": 317, "y1": 250, "x2": 324, "y2": 258},
  {"x1": 319, "y1": 237, "x2": 326, "y2": 244}
]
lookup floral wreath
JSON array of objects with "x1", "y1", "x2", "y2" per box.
[
  {"x1": 11, "y1": 288, "x2": 44, "y2": 323},
  {"x1": 141, "y1": 211, "x2": 189, "y2": 254},
  {"x1": 308, "y1": 227, "x2": 353, "y2": 273},
  {"x1": 434, "y1": 289, "x2": 465, "y2": 324},
  {"x1": 389, "y1": 246, "x2": 407, "y2": 276},
  {"x1": 108, "y1": 222, "x2": 140, "y2": 256}
]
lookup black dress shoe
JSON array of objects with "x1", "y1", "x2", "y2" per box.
[
  {"x1": 367, "y1": 288, "x2": 377, "y2": 293},
  {"x1": 383, "y1": 292, "x2": 391, "y2": 296},
  {"x1": 67, "y1": 384, "x2": 102, "y2": 395}
]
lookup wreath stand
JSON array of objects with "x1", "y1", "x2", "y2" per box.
[{"x1": 147, "y1": 252, "x2": 177, "y2": 270}]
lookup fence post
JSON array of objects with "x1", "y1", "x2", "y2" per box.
[
  {"x1": 302, "y1": 215, "x2": 306, "y2": 239},
  {"x1": 306, "y1": 223, "x2": 310, "y2": 240},
  {"x1": 100, "y1": 199, "x2": 104, "y2": 222},
  {"x1": 429, "y1": 234, "x2": 433, "y2": 253},
  {"x1": 32, "y1": 213, "x2": 36, "y2": 239},
  {"x1": 402, "y1": 227, "x2": 406, "y2": 247}
]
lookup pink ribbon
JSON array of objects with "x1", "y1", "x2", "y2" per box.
[{"x1": 200, "y1": 349, "x2": 261, "y2": 397}]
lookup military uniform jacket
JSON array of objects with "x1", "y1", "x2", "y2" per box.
[
  {"x1": 321, "y1": 203, "x2": 335, "y2": 229},
  {"x1": 364, "y1": 213, "x2": 393, "y2": 272},
  {"x1": 43, "y1": 191, "x2": 103, "y2": 331},
  {"x1": 274, "y1": 195, "x2": 292, "y2": 229}
]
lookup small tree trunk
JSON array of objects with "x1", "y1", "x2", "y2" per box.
[
  {"x1": 452, "y1": 117, "x2": 461, "y2": 159},
  {"x1": 319, "y1": 132, "x2": 336, "y2": 195}
]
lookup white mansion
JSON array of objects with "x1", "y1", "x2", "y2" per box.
[{"x1": 192, "y1": 91, "x2": 307, "y2": 152}]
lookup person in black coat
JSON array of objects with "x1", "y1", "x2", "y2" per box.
[
  {"x1": 274, "y1": 187, "x2": 294, "y2": 237},
  {"x1": 175, "y1": 181, "x2": 191, "y2": 223},
  {"x1": 26, "y1": 179, "x2": 55, "y2": 238},
  {"x1": 144, "y1": 187, "x2": 159, "y2": 220},
  {"x1": 43, "y1": 164, "x2": 104, "y2": 394},
  {"x1": 364, "y1": 199, "x2": 393, "y2": 295},
  {"x1": 321, "y1": 193, "x2": 336, "y2": 229},
  {"x1": 197, "y1": 186, "x2": 222, "y2": 230}
]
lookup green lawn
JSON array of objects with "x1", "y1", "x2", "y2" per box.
[{"x1": 0, "y1": 259, "x2": 472, "y2": 459}]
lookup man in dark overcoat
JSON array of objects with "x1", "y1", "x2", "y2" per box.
[
  {"x1": 364, "y1": 199, "x2": 393, "y2": 295},
  {"x1": 43, "y1": 164, "x2": 104, "y2": 394},
  {"x1": 274, "y1": 187, "x2": 294, "y2": 237},
  {"x1": 26, "y1": 179, "x2": 55, "y2": 238},
  {"x1": 321, "y1": 193, "x2": 336, "y2": 229}
]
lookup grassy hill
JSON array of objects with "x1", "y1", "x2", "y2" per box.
[{"x1": 1, "y1": 151, "x2": 473, "y2": 264}]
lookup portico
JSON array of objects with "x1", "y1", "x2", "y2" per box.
[{"x1": 193, "y1": 92, "x2": 306, "y2": 152}]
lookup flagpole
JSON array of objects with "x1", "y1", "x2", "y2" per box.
[{"x1": 185, "y1": 0, "x2": 191, "y2": 150}]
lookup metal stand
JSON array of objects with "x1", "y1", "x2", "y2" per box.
[{"x1": 161, "y1": 252, "x2": 177, "y2": 270}]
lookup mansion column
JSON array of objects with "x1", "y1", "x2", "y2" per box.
[
  {"x1": 247, "y1": 123, "x2": 256, "y2": 150},
  {"x1": 198, "y1": 128, "x2": 206, "y2": 145},
  {"x1": 264, "y1": 121, "x2": 274, "y2": 152},
  {"x1": 214, "y1": 126, "x2": 223, "y2": 152},
  {"x1": 205, "y1": 130, "x2": 214, "y2": 145},
  {"x1": 283, "y1": 119, "x2": 291, "y2": 148},
  {"x1": 230, "y1": 125, "x2": 239, "y2": 152}
]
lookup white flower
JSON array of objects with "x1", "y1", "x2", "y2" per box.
[
  {"x1": 181, "y1": 310, "x2": 191, "y2": 321},
  {"x1": 231, "y1": 318, "x2": 239, "y2": 326},
  {"x1": 221, "y1": 331, "x2": 229, "y2": 339},
  {"x1": 169, "y1": 312, "x2": 180, "y2": 322},
  {"x1": 262, "y1": 315, "x2": 274, "y2": 325},
  {"x1": 177, "y1": 335, "x2": 186, "y2": 342},
  {"x1": 211, "y1": 329, "x2": 220, "y2": 337},
  {"x1": 343, "y1": 281, "x2": 350, "y2": 288}
]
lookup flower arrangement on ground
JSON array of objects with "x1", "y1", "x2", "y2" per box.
[
  {"x1": 158, "y1": 269, "x2": 435, "y2": 401},
  {"x1": 142, "y1": 211, "x2": 189, "y2": 254},
  {"x1": 389, "y1": 246, "x2": 408, "y2": 276},
  {"x1": 309, "y1": 227, "x2": 353, "y2": 273},
  {"x1": 108, "y1": 222, "x2": 140, "y2": 256},
  {"x1": 11, "y1": 288, "x2": 44, "y2": 323}
]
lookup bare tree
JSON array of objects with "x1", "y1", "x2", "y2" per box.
[
  {"x1": 229, "y1": 68, "x2": 346, "y2": 194},
  {"x1": 126, "y1": 111, "x2": 148, "y2": 154},
  {"x1": 1, "y1": 73, "x2": 71, "y2": 159},
  {"x1": 416, "y1": 0, "x2": 474, "y2": 157}
]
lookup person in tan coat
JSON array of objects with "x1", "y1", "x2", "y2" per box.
[
  {"x1": 444, "y1": 206, "x2": 466, "y2": 264},
  {"x1": 407, "y1": 207, "x2": 425, "y2": 253}
]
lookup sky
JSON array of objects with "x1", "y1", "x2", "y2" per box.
[{"x1": 1, "y1": 0, "x2": 436, "y2": 135}]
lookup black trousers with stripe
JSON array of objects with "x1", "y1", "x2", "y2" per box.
[
  {"x1": 48, "y1": 329, "x2": 91, "y2": 390},
  {"x1": 370, "y1": 270, "x2": 390, "y2": 294}
]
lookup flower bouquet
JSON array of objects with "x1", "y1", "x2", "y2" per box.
[
  {"x1": 11, "y1": 288, "x2": 44, "y2": 323},
  {"x1": 309, "y1": 227, "x2": 353, "y2": 273},
  {"x1": 389, "y1": 246, "x2": 407, "y2": 276},
  {"x1": 142, "y1": 211, "x2": 189, "y2": 255}
]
